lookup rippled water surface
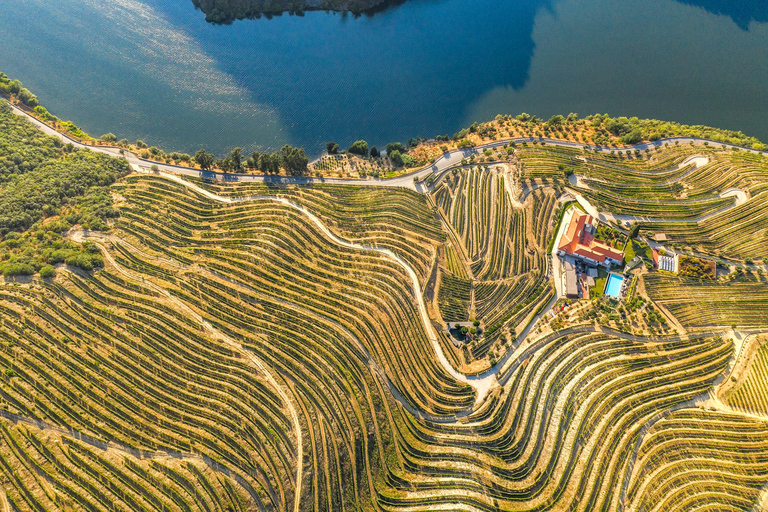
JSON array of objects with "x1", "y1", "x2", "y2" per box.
[{"x1": 0, "y1": 0, "x2": 766, "y2": 156}]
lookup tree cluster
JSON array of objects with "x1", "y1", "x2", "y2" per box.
[
  {"x1": 385, "y1": 142, "x2": 405, "y2": 155},
  {"x1": 0, "y1": 73, "x2": 38, "y2": 107},
  {"x1": 244, "y1": 145, "x2": 309, "y2": 176},
  {"x1": 0, "y1": 100, "x2": 129, "y2": 276},
  {"x1": 191, "y1": 0, "x2": 393, "y2": 23},
  {"x1": 348, "y1": 140, "x2": 368, "y2": 156},
  {"x1": 195, "y1": 145, "x2": 307, "y2": 176}
]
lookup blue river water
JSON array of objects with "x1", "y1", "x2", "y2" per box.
[{"x1": 0, "y1": 0, "x2": 766, "y2": 156}]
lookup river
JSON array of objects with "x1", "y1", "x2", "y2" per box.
[{"x1": 0, "y1": 0, "x2": 766, "y2": 156}]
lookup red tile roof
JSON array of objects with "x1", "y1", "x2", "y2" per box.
[{"x1": 558, "y1": 212, "x2": 624, "y2": 264}]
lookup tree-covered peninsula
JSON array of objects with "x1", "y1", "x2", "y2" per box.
[{"x1": 191, "y1": 0, "x2": 397, "y2": 21}]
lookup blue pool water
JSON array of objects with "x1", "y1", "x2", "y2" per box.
[{"x1": 604, "y1": 274, "x2": 624, "y2": 299}]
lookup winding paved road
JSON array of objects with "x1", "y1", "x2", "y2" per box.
[
  {"x1": 11, "y1": 97, "x2": 768, "y2": 412},
  {"x1": 8, "y1": 100, "x2": 768, "y2": 194},
  {"x1": 7, "y1": 96, "x2": 768, "y2": 510},
  {"x1": 567, "y1": 155, "x2": 752, "y2": 225},
  {"x1": 148, "y1": 171, "x2": 499, "y2": 403}
]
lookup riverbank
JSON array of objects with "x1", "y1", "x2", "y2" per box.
[{"x1": 3, "y1": 69, "x2": 767, "y2": 183}]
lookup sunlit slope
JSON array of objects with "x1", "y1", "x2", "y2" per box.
[{"x1": 2, "y1": 108, "x2": 768, "y2": 511}]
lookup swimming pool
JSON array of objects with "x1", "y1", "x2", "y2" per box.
[{"x1": 604, "y1": 274, "x2": 624, "y2": 299}]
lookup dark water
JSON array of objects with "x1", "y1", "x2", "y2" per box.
[{"x1": 0, "y1": 0, "x2": 766, "y2": 157}]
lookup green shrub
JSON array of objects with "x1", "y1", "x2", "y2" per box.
[
  {"x1": 389, "y1": 150, "x2": 404, "y2": 167},
  {"x1": 348, "y1": 140, "x2": 368, "y2": 156},
  {"x1": 2, "y1": 262, "x2": 34, "y2": 276},
  {"x1": 65, "y1": 251, "x2": 103, "y2": 271},
  {"x1": 402, "y1": 154, "x2": 418, "y2": 167},
  {"x1": 621, "y1": 129, "x2": 643, "y2": 145},
  {"x1": 39, "y1": 265, "x2": 56, "y2": 278}
]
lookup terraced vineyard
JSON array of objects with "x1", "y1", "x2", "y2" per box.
[
  {"x1": 429, "y1": 166, "x2": 555, "y2": 362},
  {"x1": 437, "y1": 272, "x2": 472, "y2": 321},
  {"x1": 432, "y1": 168, "x2": 535, "y2": 280},
  {"x1": 643, "y1": 273, "x2": 768, "y2": 329},
  {"x1": 627, "y1": 409, "x2": 768, "y2": 511},
  {"x1": 2, "y1": 106, "x2": 768, "y2": 512},
  {"x1": 559, "y1": 149, "x2": 768, "y2": 261},
  {"x1": 727, "y1": 339, "x2": 768, "y2": 416}
]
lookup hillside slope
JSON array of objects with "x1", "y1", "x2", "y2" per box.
[{"x1": 2, "y1": 95, "x2": 768, "y2": 511}]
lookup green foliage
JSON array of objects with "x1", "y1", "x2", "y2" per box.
[
  {"x1": 401, "y1": 153, "x2": 418, "y2": 167},
  {"x1": 678, "y1": 255, "x2": 716, "y2": 279},
  {"x1": 229, "y1": 147, "x2": 242, "y2": 170},
  {"x1": 348, "y1": 140, "x2": 368, "y2": 156},
  {"x1": 279, "y1": 144, "x2": 309, "y2": 175},
  {"x1": 246, "y1": 151, "x2": 259, "y2": 169},
  {"x1": 389, "y1": 150, "x2": 404, "y2": 167},
  {"x1": 453, "y1": 127, "x2": 470, "y2": 140},
  {"x1": 214, "y1": 147, "x2": 247, "y2": 173},
  {"x1": 0, "y1": 100, "x2": 127, "y2": 276},
  {"x1": 63, "y1": 250, "x2": 104, "y2": 271},
  {"x1": 595, "y1": 223, "x2": 624, "y2": 247},
  {"x1": 598, "y1": 114, "x2": 765, "y2": 149},
  {"x1": 33, "y1": 105, "x2": 58, "y2": 124},
  {"x1": 2, "y1": 262, "x2": 34, "y2": 277},
  {"x1": 243, "y1": 145, "x2": 308, "y2": 175},
  {"x1": 39, "y1": 264, "x2": 56, "y2": 278},
  {"x1": 0, "y1": 104, "x2": 126, "y2": 234},
  {"x1": 0, "y1": 106, "x2": 62, "y2": 177},
  {"x1": 0, "y1": 73, "x2": 37, "y2": 107},
  {"x1": 17, "y1": 88, "x2": 38, "y2": 107},
  {"x1": 258, "y1": 152, "x2": 280, "y2": 174},
  {"x1": 194, "y1": 148, "x2": 214, "y2": 170},
  {"x1": 59, "y1": 120, "x2": 90, "y2": 140},
  {"x1": 547, "y1": 115, "x2": 565, "y2": 127},
  {"x1": 605, "y1": 117, "x2": 634, "y2": 136},
  {"x1": 326, "y1": 141, "x2": 339, "y2": 155},
  {"x1": 620, "y1": 129, "x2": 643, "y2": 145},
  {"x1": 1, "y1": 223, "x2": 105, "y2": 275}
]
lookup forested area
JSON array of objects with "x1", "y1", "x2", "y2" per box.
[
  {"x1": 191, "y1": 0, "x2": 392, "y2": 22},
  {"x1": 0, "y1": 100, "x2": 129, "y2": 276}
]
